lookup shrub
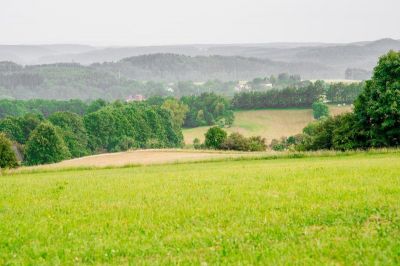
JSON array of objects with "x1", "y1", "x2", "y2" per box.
[
  {"x1": 247, "y1": 136, "x2": 267, "y2": 151},
  {"x1": 193, "y1": 138, "x2": 203, "y2": 149},
  {"x1": 312, "y1": 101, "x2": 329, "y2": 119},
  {"x1": 271, "y1": 135, "x2": 304, "y2": 151},
  {"x1": 0, "y1": 133, "x2": 18, "y2": 168},
  {"x1": 204, "y1": 126, "x2": 227, "y2": 149},
  {"x1": 270, "y1": 138, "x2": 287, "y2": 151},
  {"x1": 221, "y1": 133, "x2": 266, "y2": 151},
  {"x1": 25, "y1": 122, "x2": 71, "y2": 165},
  {"x1": 221, "y1": 132, "x2": 249, "y2": 151}
]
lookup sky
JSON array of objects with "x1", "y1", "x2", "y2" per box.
[{"x1": 1, "y1": 0, "x2": 399, "y2": 46}]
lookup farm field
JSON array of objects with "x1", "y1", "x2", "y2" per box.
[
  {"x1": 183, "y1": 105, "x2": 351, "y2": 144},
  {"x1": 18, "y1": 149, "x2": 253, "y2": 170},
  {"x1": 1, "y1": 150, "x2": 399, "y2": 264}
]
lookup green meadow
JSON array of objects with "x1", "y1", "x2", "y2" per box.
[{"x1": 1, "y1": 151, "x2": 400, "y2": 265}]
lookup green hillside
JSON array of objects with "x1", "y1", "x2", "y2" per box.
[{"x1": 1, "y1": 151, "x2": 399, "y2": 264}]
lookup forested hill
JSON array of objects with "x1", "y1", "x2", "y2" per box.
[
  {"x1": 1, "y1": 38, "x2": 399, "y2": 80},
  {"x1": 0, "y1": 55, "x2": 330, "y2": 100},
  {"x1": 93, "y1": 54, "x2": 331, "y2": 81}
]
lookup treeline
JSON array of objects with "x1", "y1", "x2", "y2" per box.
[
  {"x1": 232, "y1": 82, "x2": 364, "y2": 109},
  {"x1": 232, "y1": 82, "x2": 325, "y2": 109},
  {"x1": 326, "y1": 82, "x2": 364, "y2": 104},
  {"x1": 0, "y1": 102, "x2": 183, "y2": 166},
  {"x1": 181, "y1": 93, "x2": 234, "y2": 128},
  {"x1": 0, "y1": 99, "x2": 95, "y2": 118}
]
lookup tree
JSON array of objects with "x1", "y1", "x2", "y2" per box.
[
  {"x1": 0, "y1": 133, "x2": 18, "y2": 168},
  {"x1": 0, "y1": 117, "x2": 24, "y2": 143},
  {"x1": 87, "y1": 99, "x2": 108, "y2": 113},
  {"x1": 49, "y1": 112, "x2": 89, "y2": 157},
  {"x1": 354, "y1": 50, "x2": 400, "y2": 147},
  {"x1": 25, "y1": 122, "x2": 70, "y2": 165},
  {"x1": 312, "y1": 101, "x2": 329, "y2": 119},
  {"x1": 161, "y1": 99, "x2": 189, "y2": 127},
  {"x1": 204, "y1": 126, "x2": 227, "y2": 149}
]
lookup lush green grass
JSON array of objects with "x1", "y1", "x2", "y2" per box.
[
  {"x1": 183, "y1": 105, "x2": 351, "y2": 144},
  {"x1": 1, "y1": 151, "x2": 400, "y2": 264}
]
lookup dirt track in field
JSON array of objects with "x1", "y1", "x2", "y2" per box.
[{"x1": 25, "y1": 149, "x2": 256, "y2": 170}]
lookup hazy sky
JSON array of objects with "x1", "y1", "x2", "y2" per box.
[{"x1": 1, "y1": 0, "x2": 399, "y2": 46}]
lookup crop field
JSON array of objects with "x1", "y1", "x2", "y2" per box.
[
  {"x1": 1, "y1": 150, "x2": 399, "y2": 264},
  {"x1": 19, "y1": 149, "x2": 252, "y2": 170},
  {"x1": 183, "y1": 105, "x2": 351, "y2": 144}
]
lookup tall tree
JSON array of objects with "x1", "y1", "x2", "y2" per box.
[
  {"x1": 354, "y1": 50, "x2": 400, "y2": 147},
  {"x1": 25, "y1": 122, "x2": 70, "y2": 165}
]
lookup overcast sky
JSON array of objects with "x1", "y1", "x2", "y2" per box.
[{"x1": 1, "y1": 0, "x2": 399, "y2": 46}]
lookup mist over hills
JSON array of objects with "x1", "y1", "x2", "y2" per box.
[
  {"x1": 0, "y1": 38, "x2": 399, "y2": 81},
  {"x1": 0, "y1": 38, "x2": 398, "y2": 100}
]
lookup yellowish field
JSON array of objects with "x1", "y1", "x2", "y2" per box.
[
  {"x1": 183, "y1": 105, "x2": 351, "y2": 144},
  {"x1": 19, "y1": 149, "x2": 259, "y2": 170}
]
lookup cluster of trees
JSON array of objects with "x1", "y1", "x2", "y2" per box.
[
  {"x1": 233, "y1": 81, "x2": 364, "y2": 109},
  {"x1": 195, "y1": 127, "x2": 266, "y2": 151},
  {"x1": 325, "y1": 82, "x2": 364, "y2": 104},
  {"x1": 232, "y1": 82, "x2": 325, "y2": 109},
  {"x1": 181, "y1": 93, "x2": 234, "y2": 128},
  {"x1": 0, "y1": 102, "x2": 184, "y2": 167},
  {"x1": 272, "y1": 51, "x2": 400, "y2": 151}
]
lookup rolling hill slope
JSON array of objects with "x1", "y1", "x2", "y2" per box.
[{"x1": 183, "y1": 105, "x2": 352, "y2": 144}]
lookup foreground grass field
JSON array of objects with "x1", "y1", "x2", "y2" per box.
[
  {"x1": 1, "y1": 151, "x2": 400, "y2": 264},
  {"x1": 183, "y1": 105, "x2": 351, "y2": 144}
]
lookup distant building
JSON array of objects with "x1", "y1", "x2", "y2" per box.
[
  {"x1": 262, "y1": 83, "x2": 273, "y2": 89},
  {"x1": 126, "y1": 94, "x2": 146, "y2": 102},
  {"x1": 235, "y1": 80, "x2": 251, "y2": 92}
]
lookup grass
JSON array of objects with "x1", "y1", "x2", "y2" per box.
[
  {"x1": 183, "y1": 105, "x2": 351, "y2": 144},
  {"x1": 1, "y1": 150, "x2": 400, "y2": 264}
]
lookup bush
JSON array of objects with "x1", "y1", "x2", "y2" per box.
[
  {"x1": 271, "y1": 135, "x2": 304, "y2": 151},
  {"x1": 0, "y1": 133, "x2": 18, "y2": 168},
  {"x1": 193, "y1": 138, "x2": 203, "y2": 149},
  {"x1": 221, "y1": 132, "x2": 249, "y2": 151},
  {"x1": 25, "y1": 122, "x2": 71, "y2": 165},
  {"x1": 247, "y1": 136, "x2": 267, "y2": 151},
  {"x1": 204, "y1": 126, "x2": 227, "y2": 149},
  {"x1": 221, "y1": 132, "x2": 266, "y2": 151},
  {"x1": 312, "y1": 101, "x2": 329, "y2": 119}
]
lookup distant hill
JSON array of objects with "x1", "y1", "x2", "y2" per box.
[
  {"x1": 92, "y1": 54, "x2": 332, "y2": 81},
  {"x1": 0, "y1": 54, "x2": 330, "y2": 100},
  {"x1": 1, "y1": 39, "x2": 399, "y2": 80}
]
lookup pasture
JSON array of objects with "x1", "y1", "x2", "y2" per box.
[
  {"x1": 1, "y1": 150, "x2": 399, "y2": 264},
  {"x1": 183, "y1": 105, "x2": 351, "y2": 144}
]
